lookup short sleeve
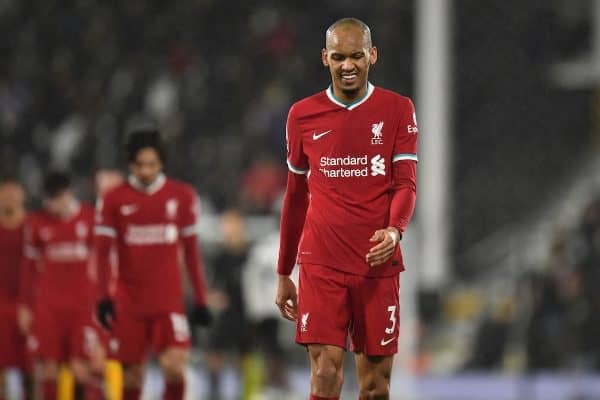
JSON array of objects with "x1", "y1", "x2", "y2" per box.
[
  {"x1": 392, "y1": 97, "x2": 419, "y2": 163},
  {"x1": 286, "y1": 105, "x2": 309, "y2": 174},
  {"x1": 179, "y1": 186, "x2": 200, "y2": 238},
  {"x1": 94, "y1": 193, "x2": 117, "y2": 238}
]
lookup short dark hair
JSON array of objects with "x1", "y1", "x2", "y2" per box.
[
  {"x1": 43, "y1": 171, "x2": 71, "y2": 198},
  {"x1": 326, "y1": 17, "x2": 372, "y2": 48},
  {"x1": 125, "y1": 129, "x2": 166, "y2": 163},
  {"x1": 0, "y1": 172, "x2": 21, "y2": 187}
]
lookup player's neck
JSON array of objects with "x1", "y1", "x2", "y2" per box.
[
  {"x1": 128, "y1": 173, "x2": 166, "y2": 194},
  {"x1": 0, "y1": 209, "x2": 25, "y2": 229},
  {"x1": 47, "y1": 199, "x2": 80, "y2": 220},
  {"x1": 329, "y1": 82, "x2": 371, "y2": 106}
]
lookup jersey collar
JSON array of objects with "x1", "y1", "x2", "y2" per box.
[
  {"x1": 326, "y1": 82, "x2": 374, "y2": 110},
  {"x1": 128, "y1": 173, "x2": 166, "y2": 195}
]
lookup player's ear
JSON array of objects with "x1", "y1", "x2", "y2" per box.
[
  {"x1": 322, "y1": 48, "x2": 329, "y2": 67},
  {"x1": 369, "y1": 47, "x2": 378, "y2": 65}
]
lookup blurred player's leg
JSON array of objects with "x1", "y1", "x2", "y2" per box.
[
  {"x1": 121, "y1": 364, "x2": 144, "y2": 400},
  {"x1": 158, "y1": 348, "x2": 188, "y2": 400},
  {"x1": 40, "y1": 360, "x2": 59, "y2": 400},
  {"x1": 22, "y1": 368, "x2": 35, "y2": 400},
  {"x1": 104, "y1": 360, "x2": 122, "y2": 400},
  {"x1": 71, "y1": 358, "x2": 105, "y2": 400}
]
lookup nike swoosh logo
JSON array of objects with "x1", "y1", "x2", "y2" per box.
[
  {"x1": 313, "y1": 130, "x2": 333, "y2": 140},
  {"x1": 380, "y1": 337, "x2": 396, "y2": 346},
  {"x1": 121, "y1": 205, "x2": 138, "y2": 216}
]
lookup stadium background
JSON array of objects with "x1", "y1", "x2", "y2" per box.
[{"x1": 1, "y1": 0, "x2": 598, "y2": 399}]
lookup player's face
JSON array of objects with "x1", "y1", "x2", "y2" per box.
[
  {"x1": 0, "y1": 183, "x2": 25, "y2": 219},
  {"x1": 129, "y1": 148, "x2": 163, "y2": 186},
  {"x1": 44, "y1": 189, "x2": 74, "y2": 217},
  {"x1": 322, "y1": 27, "x2": 377, "y2": 102}
]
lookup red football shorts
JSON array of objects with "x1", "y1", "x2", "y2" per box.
[
  {"x1": 30, "y1": 303, "x2": 104, "y2": 362},
  {"x1": 296, "y1": 264, "x2": 400, "y2": 356},
  {"x1": 0, "y1": 303, "x2": 32, "y2": 371},
  {"x1": 110, "y1": 303, "x2": 191, "y2": 364}
]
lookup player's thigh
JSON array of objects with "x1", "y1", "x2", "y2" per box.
[
  {"x1": 349, "y1": 274, "x2": 400, "y2": 356},
  {"x1": 152, "y1": 311, "x2": 191, "y2": 354},
  {"x1": 30, "y1": 306, "x2": 63, "y2": 362},
  {"x1": 110, "y1": 307, "x2": 149, "y2": 365},
  {"x1": 152, "y1": 312, "x2": 191, "y2": 378},
  {"x1": 69, "y1": 311, "x2": 107, "y2": 372},
  {"x1": 296, "y1": 264, "x2": 350, "y2": 349},
  {"x1": 355, "y1": 353, "x2": 394, "y2": 397}
]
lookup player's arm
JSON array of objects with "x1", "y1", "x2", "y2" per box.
[
  {"x1": 179, "y1": 189, "x2": 212, "y2": 326},
  {"x1": 277, "y1": 171, "x2": 309, "y2": 276},
  {"x1": 17, "y1": 222, "x2": 39, "y2": 334},
  {"x1": 367, "y1": 98, "x2": 418, "y2": 267},
  {"x1": 94, "y1": 195, "x2": 118, "y2": 329},
  {"x1": 276, "y1": 105, "x2": 309, "y2": 321}
]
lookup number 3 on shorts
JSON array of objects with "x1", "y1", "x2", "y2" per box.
[
  {"x1": 170, "y1": 313, "x2": 191, "y2": 342},
  {"x1": 384, "y1": 305, "x2": 397, "y2": 335}
]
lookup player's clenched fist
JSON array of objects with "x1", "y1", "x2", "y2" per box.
[
  {"x1": 96, "y1": 298, "x2": 116, "y2": 330},
  {"x1": 275, "y1": 275, "x2": 298, "y2": 321}
]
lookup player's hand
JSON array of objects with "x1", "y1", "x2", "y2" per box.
[
  {"x1": 17, "y1": 304, "x2": 33, "y2": 335},
  {"x1": 96, "y1": 298, "x2": 116, "y2": 331},
  {"x1": 275, "y1": 275, "x2": 298, "y2": 321},
  {"x1": 191, "y1": 304, "x2": 213, "y2": 327},
  {"x1": 366, "y1": 227, "x2": 400, "y2": 267}
]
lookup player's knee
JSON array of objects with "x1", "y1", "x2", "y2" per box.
[
  {"x1": 159, "y1": 349, "x2": 188, "y2": 382},
  {"x1": 122, "y1": 364, "x2": 144, "y2": 388},
  {"x1": 88, "y1": 346, "x2": 106, "y2": 375},
  {"x1": 69, "y1": 359, "x2": 89, "y2": 383},
  {"x1": 311, "y1": 350, "x2": 343, "y2": 388},
  {"x1": 359, "y1": 372, "x2": 391, "y2": 399},
  {"x1": 40, "y1": 360, "x2": 59, "y2": 380}
]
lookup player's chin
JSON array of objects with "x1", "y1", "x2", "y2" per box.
[{"x1": 338, "y1": 78, "x2": 363, "y2": 94}]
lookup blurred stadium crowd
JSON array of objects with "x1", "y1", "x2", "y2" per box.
[{"x1": 1, "y1": 0, "x2": 600, "y2": 397}]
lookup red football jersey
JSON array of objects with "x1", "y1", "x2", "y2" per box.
[
  {"x1": 23, "y1": 204, "x2": 95, "y2": 307},
  {"x1": 0, "y1": 223, "x2": 24, "y2": 303},
  {"x1": 95, "y1": 175, "x2": 201, "y2": 315},
  {"x1": 286, "y1": 83, "x2": 418, "y2": 277}
]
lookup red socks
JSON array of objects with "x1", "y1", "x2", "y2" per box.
[
  {"x1": 164, "y1": 381, "x2": 185, "y2": 400},
  {"x1": 310, "y1": 396, "x2": 339, "y2": 400},
  {"x1": 41, "y1": 381, "x2": 57, "y2": 400},
  {"x1": 123, "y1": 387, "x2": 141, "y2": 400}
]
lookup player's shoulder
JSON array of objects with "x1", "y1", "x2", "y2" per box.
[
  {"x1": 25, "y1": 210, "x2": 46, "y2": 229},
  {"x1": 102, "y1": 182, "x2": 130, "y2": 203},
  {"x1": 373, "y1": 86, "x2": 414, "y2": 107},
  {"x1": 165, "y1": 178, "x2": 196, "y2": 199},
  {"x1": 288, "y1": 90, "x2": 330, "y2": 118}
]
